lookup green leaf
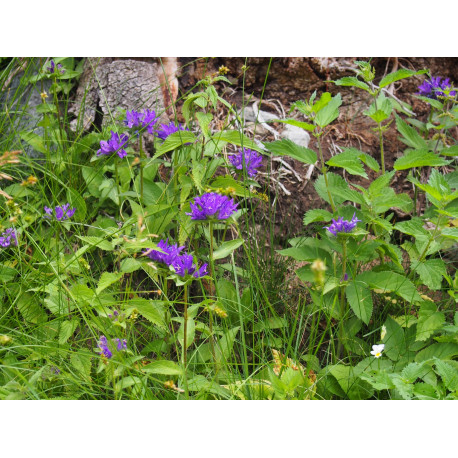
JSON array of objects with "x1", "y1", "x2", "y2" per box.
[
  {"x1": 314, "y1": 172, "x2": 363, "y2": 206},
  {"x1": 372, "y1": 188, "x2": 413, "y2": 213},
  {"x1": 326, "y1": 150, "x2": 367, "y2": 178},
  {"x1": 59, "y1": 319, "x2": 78, "y2": 344},
  {"x1": 401, "y1": 361, "x2": 428, "y2": 383},
  {"x1": 395, "y1": 115, "x2": 428, "y2": 150},
  {"x1": 177, "y1": 318, "x2": 195, "y2": 349},
  {"x1": 415, "y1": 343, "x2": 458, "y2": 362},
  {"x1": 357, "y1": 270, "x2": 422, "y2": 303},
  {"x1": 269, "y1": 118, "x2": 315, "y2": 131},
  {"x1": 368, "y1": 170, "x2": 395, "y2": 195},
  {"x1": 120, "y1": 258, "x2": 142, "y2": 273},
  {"x1": 213, "y1": 239, "x2": 244, "y2": 260},
  {"x1": 414, "y1": 259, "x2": 446, "y2": 290},
  {"x1": 263, "y1": 138, "x2": 317, "y2": 164},
  {"x1": 17, "y1": 293, "x2": 47, "y2": 324},
  {"x1": 303, "y1": 209, "x2": 333, "y2": 226},
  {"x1": 126, "y1": 299, "x2": 167, "y2": 329},
  {"x1": 346, "y1": 281, "x2": 373, "y2": 324},
  {"x1": 394, "y1": 149, "x2": 450, "y2": 170},
  {"x1": 142, "y1": 360, "x2": 183, "y2": 375},
  {"x1": 416, "y1": 302, "x2": 445, "y2": 341},
  {"x1": 395, "y1": 217, "x2": 429, "y2": 239},
  {"x1": 213, "y1": 130, "x2": 264, "y2": 153},
  {"x1": 195, "y1": 112, "x2": 213, "y2": 139},
  {"x1": 379, "y1": 68, "x2": 427, "y2": 88},
  {"x1": 328, "y1": 364, "x2": 373, "y2": 400},
  {"x1": 20, "y1": 131, "x2": 47, "y2": 154},
  {"x1": 77, "y1": 236, "x2": 113, "y2": 251},
  {"x1": 0, "y1": 264, "x2": 17, "y2": 283},
  {"x1": 365, "y1": 93, "x2": 393, "y2": 123},
  {"x1": 434, "y1": 359, "x2": 458, "y2": 391},
  {"x1": 333, "y1": 76, "x2": 370, "y2": 92},
  {"x1": 215, "y1": 327, "x2": 240, "y2": 363},
  {"x1": 253, "y1": 316, "x2": 288, "y2": 332},
  {"x1": 441, "y1": 227, "x2": 458, "y2": 240},
  {"x1": 154, "y1": 131, "x2": 196, "y2": 157},
  {"x1": 315, "y1": 93, "x2": 342, "y2": 128},
  {"x1": 440, "y1": 145, "x2": 458, "y2": 156},
  {"x1": 96, "y1": 272, "x2": 123, "y2": 295},
  {"x1": 312, "y1": 92, "x2": 332, "y2": 113},
  {"x1": 382, "y1": 316, "x2": 406, "y2": 361}
]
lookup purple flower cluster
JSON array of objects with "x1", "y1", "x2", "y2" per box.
[
  {"x1": 229, "y1": 148, "x2": 263, "y2": 177},
  {"x1": 144, "y1": 239, "x2": 207, "y2": 279},
  {"x1": 97, "y1": 335, "x2": 127, "y2": 359},
  {"x1": 187, "y1": 193, "x2": 238, "y2": 221},
  {"x1": 324, "y1": 213, "x2": 361, "y2": 236},
  {"x1": 124, "y1": 109, "x2": 159, "y2": 134},
  {"x1": 145, "y1": 238, "x2": 185, "y2": 265},
  {"x1": 47, "y1": 60, "x2": 65, "y2": 75},
  {"x1": 0, "y1": 228, "x2": 18, "y2": 248},
  {"x1": 417, "y1": 77, "x2": 456, "y2": 100},
  {"x1": 44, "y1": 203, "x2": 76, "y2": 221},
  {"x1": 155, "y1": 122, "x2": 189, "y2": 141},
  {"x1": 97, "y1": 130, "x2": 129, "y2": 159}
]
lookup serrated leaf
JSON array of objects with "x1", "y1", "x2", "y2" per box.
[
  {"x1": 346, "y1": 281, "x2": 373, "y2": 324},
  {"x1": 126, "y1": 299, "x2": 167, "y2": 329},
  {"x1": 395, "y1": 217, "x2": 429, "y2": 238},
  {"x1": 394, "y1": 149, "x2": 450, "y2": 170},
  {"x1": 20, "y1": 131, "x2": 48, "y2": 154},
  {"x1": 379, "y1": 68, "x2": 427, "y2": 88},
  {"x1": 334, "y1": 76, "x2": 370, "y2": 92},
  {"x1": 315, "y1": 93, "x2": 342, "y2": 128},
  {"x1": 440, "y1": 145, "x2": 458, "y2": 156},
  {"x1": 196, "y1": 112, "x2": 213, "y2": 139},
  {"x1": 434, "y1": 359, "x2": 458, "y2": 391},
  {"x1": 70, "y1": 353, "x2": 92, "y2": 382},
  {"x1": 142, "y1": 360, "x2": 183, "y2": 375},
  {"x1": 269, "y1": 118, "x2": 315, "y2": 131},
  {"x1": 326, "y1": 150, "x2": 367, "y2": 178},
  {"x1": 17, "y1": 293, "x2": 47, "y2": 324},
  {"x1": 415, "y1": 343, "x2": 458, "y2": 362},
  {"x1": 416, "y1": 302, "x2": 445, "y2": 341},
  {"x1": 263, "y1": 138, "x2": 317, "y2": 164},
  {"x1": 59, "y1": 319, "x2": 78, "y2": 344},
  {"x1": 77, "y1": 236, "x2": 113, "y2": 251},
  {"x1": 213, "y1": 130, "x2": 264, "y2": 153},
  {"x1": 395, "y1": 115, "x2": 428, "y2": 150},
  {"x1": 414, "y1": 259, "x2": 446, "y2": 290},
  {"x1": 303, "y1": 209, "x2": 333, "y2": 226},
  {"x1": 120, "y1": 258, "x2": 142, "y2": 273},
  {"x1": 213, "y1": 239, "x2": 244, "y2": 260},
  {"x1": 96, "y1": 272, "x2": 123, "y2": 295},
  {"x1": 314, "y1": 172, "x2": 363, "y2": 206},
  {"x1": 154, "y1": 131, "x2": 196, "y2": 158}
]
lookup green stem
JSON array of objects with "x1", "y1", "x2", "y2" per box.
[
  {"x1": 337, "y1": 240, "x2": 347, "y2": 360},
  {"x1": 139, "y1": 135, "x2": 144, "y2": 204},
  {"x1": 316, "y1": 133, "x2": 336, "y2": 212},
  {"x1": 208, "y1": 221, "x2": 218, "y2": 370},
  {"x1": 183, "y1": 282, "x2": 189, "y2": 399},
  {"x1": 115, "y1": 156, "x2": 120, "y2": 202},
  {"x1": 378, "y1": 123, "x2": 385, "y2": 175}
]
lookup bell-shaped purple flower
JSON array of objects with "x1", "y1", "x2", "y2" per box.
[
  {"x1": 97, "y1": 335, "x2": 127, "y2": 358},
  {"x1": 97, "y1": 130, "x2": 129, "y2": 159},
  {"x1": 0, "y1": 228, "x2": 18, "y2": 248},
  {"x1": 155, "y1": 122, "x2": 189, "y2": 141},
  {"x1": 44, "y1": 203, "x2": 76, "y2": 221},
  {"x1": 144, "y1": 238, "x2": 185, "y2": 266},
  {"x1": 417, "y1": 77, "x2": 456, "y2": 100},
  {"x1": 124, "y1": 109, "x2": 159, "y2": 134},
  {"x1": 47, "y1": 59, "x2": 65, "y2": 75},
  {"x1": 324, "y1": 213, "x2": 361, "y2": 236},
  {"x1": 171, "y1": 254, "x2": 208, "y2": 279},
  {"x1": 186, "y1": 193, "x2": 238, "y2": 221},
  {"x1": 229, "y1": 148, "x2": 263, "y2": 177}
]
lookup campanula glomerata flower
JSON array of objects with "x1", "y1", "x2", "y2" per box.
[
  {"x1": 186, "y1": 193, "x2": 238, "y2": 221},
  {"x1": 324, "y1": 213, "x2": 361, "y2": 236},
  {"x1": 0, "y1": 228, "x2": 17, "y2": 248},
  {"x1": 417, "y1": 77, "x2": 456, "y2": 100},
  {"x1": 97, "y1": 131, "x2": 129, "y2": 159},
  {"x1": 44, "y1": 203, "x2": 76, "y2": 221},
  {"x1": 124, "y1": 109, "x2": 159, "y2": 134},
  {"x1": 229, "y1": 148, "x2": 263, "y2": 177},
  {"x1": 155, "y1": 122, "x2": 189, "y2": 141},
  {"x1": 144, "y1": 239, "x2": 185, "y2": 266}
]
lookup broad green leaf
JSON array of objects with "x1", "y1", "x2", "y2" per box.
[
  {"x1": 263, "y1": 138, "x2": 317, "y2": 164},
  {"x1": 379, "y1": 68, "x2": 427, "y2": 88},
  {"x1": 312, "y1": 92, "x2": 332, "y2": 113},
  {"x1": 372, "y1": 188, "x2": 412, "y2": 213},
  {"x1": 96, "y1": 272, "x2": 123, "y2": 295},
  {"x1": 82, "y1": 165, "x2": 104, "y2": 198},
  {"x1": 333, "y1": 76, "x2": 370, "y2": 92},
  {"x1": 0, "y1": 264, "x2": 17, "y2": 283},
  {"x1": 269, "y1": 118, "x2": 315, "y2": 131},
  {"x1": 253, "y1": 316, "x2": 288, "y2": 332},
  {"x1": 395, "y1": 218, "x2": 429, "y2": 239},
  {"x1": 440, "y1": 145, "x2": 458, "y2": 156},
  {"x1": 120, "y1": 258, "x2": 142, "y2": 273},
  {"x1": 314, "y1": 172, "x2": 364, "y2": 206},
  {"x1": 115, "y1": 376, "x2": 142, "y2": 391},
  {"x1": 364, "y1": 93, "x2": 393, "y2": 123},
  {"x1": 395, "y1": 115, "x2": 428, "y2": 150},
  {"x1": 414, "y1": 259, "x2": 446, "y2": 290},
  {"x1": 213, "y1": 130, "x2": 264, "y2": 153},
  {"x1": 401, "y1": 361, "x2": 428, "y2": 383},
  {"x1": 70, "y1": 353, "x2": 92, "y2": 382},
  {"x1": 328, "y1": 364, "x2": 373, "y2": 400},
  {"x1": 177, "y1": 317, "x2": 195, "y2": 349},
  {"x1": 154, "y1": 131, "x2": 196, "y2": 157},
  {"x1": 19, "y1": 131, "x2": 47, "y2": 154},
  {"x1": 142, "y1": 360, "x2": 183, "y2": 375},
  {"x1": 441, "y1": 227, "x2": 458, "y2": 240},
  {"x1": 315, "y1": 93, "x2": 342, "y2": 128},
  {"x1": 346, "y1": 281, "x2": 373, "y2": 324},
  {"x1": 434, "y1": 359, "x2": 458, "y2": 391},
  {"x1": 17, "y1": 293, "x2": 47, "y2": 324},
  {"x1": 303, "y1": 209, "x2": 333, "y2": 226},
  {"x1": 415, "y1": 343, "x2": 458, "y2": 362},
  {"x1": 195, "y1": 112, "x2": 213, "y2": 139},
  {"x1": 126, "y1": 299, "x2": 167, "y2": 329},
  {"x1": 416, "y1": 302, "x2": 445, "y2": 342},
  {"x1": 59, "y1": 319, "x2": 78, "y2": 344},
  {"x1": 383, "y1": 316, "x2": 406, "y2": 361},
  {"x1": 213, "y1": 239, "x2": 244, "y2": 260},
  {"x1": 215, "y1": 327, "x2": 240, "y2": 363},
  {"x1": 77, "y1": 236, "x2": 113, "y2": 251},
  {"x1": 326, "y1": 150, "x2": 367, "y2": 178},
  {"x1": 357, "y1": 270, "x2": 422, "y2": 303},
  {"x1": 368, "y1": 170, "x2": 395, "y2": 196},
  {"x1": 394, "y1": 149, "x2": 450, "y2": 170}
]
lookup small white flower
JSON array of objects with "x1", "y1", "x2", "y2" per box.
[
  {"x1": 380, "y1": 325, "x2": 387, "y2": 341},
  {"x1": 371, "y1": 344, "x2": 385, "y2": 358}
]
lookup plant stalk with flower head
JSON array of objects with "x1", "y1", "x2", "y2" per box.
[{"x1": 229, "y1": 148, "x2": 263, "y2": 178}]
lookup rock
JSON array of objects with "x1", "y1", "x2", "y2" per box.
[{"x1": 281, "y1": 124, "x2": 310, "y2": 148}]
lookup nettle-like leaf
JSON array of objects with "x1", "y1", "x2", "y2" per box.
[
  {"x1": 378, "y1": 68, "x2": 427, "y2": 88},
  {"x1": 269, "y1": 118, "x2": 315, "y2": 131},
  {"x1": 314, "y1": 93, "x2": 342, "y2": 128},
  {"x1": 314, "y1": 172, "x2": 364, "y2": 206},
  {"x1": 413, "y1": 259, "x2": 446, "y2": 290},
  {"x1": 416, "y1": 301, "x2": 445, "y2": 342},
  {"x1": 213, "y1": 130, "x2": 264, "y2": 153},
  {"x1": 263, "y1": 138, "x2": 317, "y2": 164},
  {"x1": 434, "y1": 358, "x2": 458, "y2": 392},
  {"x1": 364, "y1": 93, "x2": 393, "y2": 123},
  {"x1": 394, "y1": 149, "x2": 450, "y2": 170},
  {"x1": 395, "y1": 115, "x2": 428, "y2": 150},
  {"x1": 96, "y1": 272, "x2": 123, "y2": 295},
  {"x1": 326, "y1": 150, "x2": 367, "y2": 178},
  {"x1": 154, "y1": 131, "x2": 197, "y2": 157},
  {"x1": 303, "y1": 209, "x2": 333, "y2": 226},
  {"x1": 346, "y1": 280, "x2": 373, "y2": 324},
  {"x1": 333, "y1": 76, "x2": 370, "y2": 92}
]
